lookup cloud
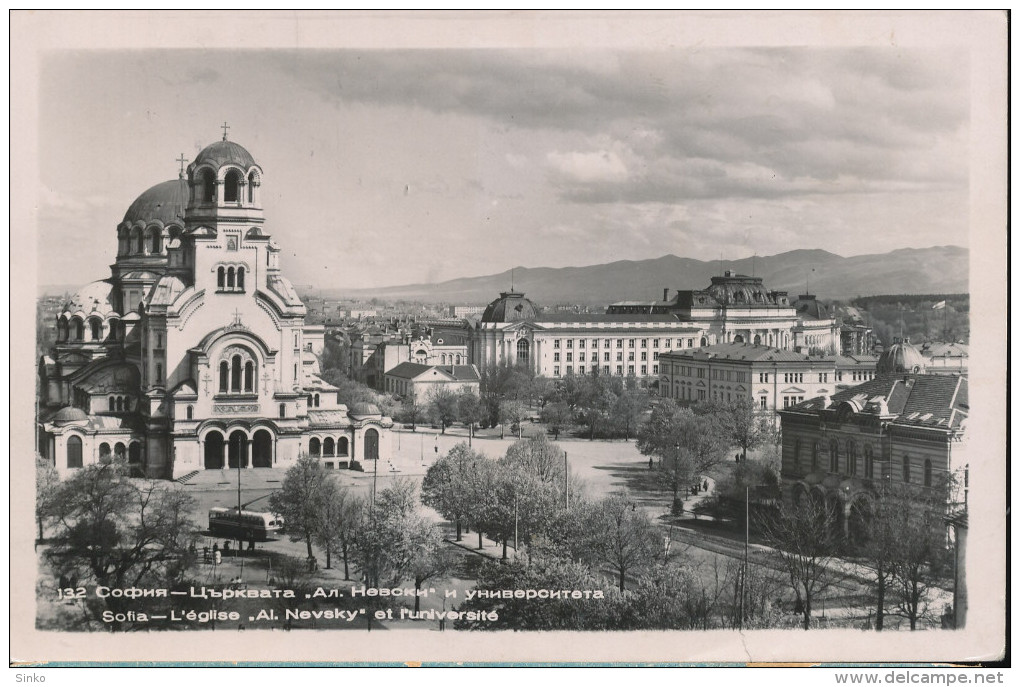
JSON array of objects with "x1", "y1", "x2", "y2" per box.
[{"x1": 546, "y1": 149, "x2": 629, "y2": 183}]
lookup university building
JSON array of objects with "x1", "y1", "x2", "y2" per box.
[
  {"x1": 38, "y1": 132, "x2": 392, "y2": 479},
  {"x1": 467, "y1": 272, "x2": 842, "y2": 379}
]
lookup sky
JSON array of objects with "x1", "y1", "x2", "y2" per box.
[{"x1": 35, "y1": 42, "x2": 971, "y2": 290}]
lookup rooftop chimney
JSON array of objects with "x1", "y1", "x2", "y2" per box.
[{"x1": 663, "y1": 288, "x2": 669, "y2": 302}]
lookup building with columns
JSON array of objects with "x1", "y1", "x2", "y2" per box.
[{"x1": 38, "y1": 132, "x2": 392, "y2": 479}]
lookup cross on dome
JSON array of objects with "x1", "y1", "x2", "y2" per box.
[
  {"x1": 176, "y1": 153, "x2": 188, "y2": 178},
  {"x1": 221, "y1": 121, "x2": 230, "y2": 141}
]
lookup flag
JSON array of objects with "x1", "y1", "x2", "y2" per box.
[{"x1": 932, "y1": 300, "x2": 947, "y2": 310}]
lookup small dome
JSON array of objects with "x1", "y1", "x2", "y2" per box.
[
  {"x1": 62, "y1": 280, "x2": 117, "y2": 317},
  {"x1": 877, "y1": 339, "x2": 927, "y2": 374},
  {"x1": 123, "y1": 179, "x2": 188, "y2": 225},
  {"x1": 793, "y1": 294, "x2": 829, "y2": 320},
  {"x1": 193, "y1": 140, "x2": 257, "y2": 171},
  {"x1": 481, "y1": 291, "x2": 538, "y2": 323},
  {"x1": 52, "y1": 406, "x2": 88, "y2": 424},
  {"x1": 350, "y1": 402, "x2": 381, "y2": 417}
]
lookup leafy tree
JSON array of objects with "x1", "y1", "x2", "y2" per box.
[
  {"x1": 540, "y1": 400, "x2": 573, "y2": 439},
  {"x1": 456, "y1": 390, "x2": 485, "y2": 445},
  {"x1": 706, "y1": 397, "x2": 770, "y2": 461},
  {"x1": 421, "y1": 442, "x2": 485, "y2": 541},
  {"x1": 45, "y1": 462, "x2": 199, "y2": 630},
  {"x1": 476, "y1": 460, "x2": 560, "y2": 560},
  {"x1": 408, "y1": 523, "x2": 457, "y2": 613},
  {"x1": 498, "y1": 400, "x2": 529, "y2": 439},
  {"x1": 760, "y1": 497, "x2": 842, "y2": 630},
  {"x1": 502, "y1": 434, "x2": 567, "y2": 486},
  {"x1": 621, "y1": 563, "x2": 713, "y2": 630},
  {"x1": 637, "y1": 400, "x2": 729, "y2": 511},
  {"x1": 427, "y1": 386, "x2": 460, "y2": 434},
  {"x1": 314, "y1": 482, "x2": 363, "y2": 578},
  {"x1": 400, "y1": 395, "x2": 423, "y2": 431},
  {"x1": 610, "y1": 388, "x2": 648, "y2": 441},
  {"x1": 269, "y1": 453, "x2": 330, "y2": 562},
  {"x1": 573, "y1": 375, "x2": 619, "y2": 440}
]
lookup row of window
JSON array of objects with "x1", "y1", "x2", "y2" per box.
[
  {"x1": 309, "y1": 436, "x2": 350, "y2": 457},
  {"x1": 782, "y1": 395, "x2": 805, "y2": 408},
  {"x1": 709, "y1": 369, "x2": 748, "y2": 382},
  {"x1": 63, "y1": 437, "x2": 141, "y2": 469},
  {"x1": 192, "y1": 168, "x2": 260, "y2": 204},
  {"x1": 794, "y1": 438, "x2": 937, "y2": 487},
  {"x1": 553, "y1": 351, "x2": 659, "y2": 363},
  {"x1": 57, "y1": 317, "x2": 125, "y2": 343},
  {"x1": 216, "y1": 265, "x2": 246, "y2": 292},
  {"x1": 552, "y1": 337, "x2": 700, "y2": 350},
  {"x1": 551, "y1": 364, "x2": 657, "y2": 377}
]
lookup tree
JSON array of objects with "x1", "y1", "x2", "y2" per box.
[
  {"x1": 35, "y1": 454, "x2": 60, "y2": 543},
  {"x1": 588, "y1": 495, "x2": 661, "y2": 592},
  {"x1": 420, "y1": 442, "x2": 484, "y2": 541},
  {"x1": 45, "y1": 462, "x2": 199, "y2": 630},
  {"x1": 610, "y1": 388, "x2": 648, "y2": 441},
  {"x1": 498, "y1": 400, "x2": 529, "y2": 439},
  {"x1": 502, "y1": 434, "x2": 567, "y2": 486},
  {"x1": 427, "y1": 386, "x2": 459, "y2": 434},
  {"x1": 400, "y1": 395, "x2": 423, "y2": 431},
  {"x1": 637, "y1": 400, "x2": 729, "y2": 512},
  {"x1": 540, "y1": 400, "x2": 573, "y2": 439},
  {"x1": 269, "y1": 453, "x2": 330, "y2": 562},
  {"x1": 713, "y1": 398, "x2": 770, "y2": 461},
  {"x1": 314, "y1": 482, "x2": 363, "y2": 578},
  {"x1": 456, "y1": 390, "x2": 485, "y2": 445},
  {"x1": 573, "y1": 375, "x2": 619, "y2": 440},
  {"x1": 408, "y1": 523, "x2": 457, "y2": 613},
  {"x1": 760, "y1": 497, "x2": 842, "y2": 630}
]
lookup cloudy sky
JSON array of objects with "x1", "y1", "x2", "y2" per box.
[{"x1": 35, "y1": 39, "x2": 971, "y2": 290}]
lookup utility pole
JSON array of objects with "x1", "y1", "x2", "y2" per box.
[
  {"x1": 740, "y1": 485, "x2": 749, "y2": 630},
  {"x1": 564, "y1": 451, "x2": 569, "y2": 509},
  {"x1": 514, "y1": 492, "x2": 519, "y2": 558}
]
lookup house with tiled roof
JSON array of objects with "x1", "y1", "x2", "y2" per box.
[
  {"x1": 384, "y1": 362, "x2": 481, "y2": 401},
  {"x1": 777, "y1": 373, "x2": 968, "y2": 539}
]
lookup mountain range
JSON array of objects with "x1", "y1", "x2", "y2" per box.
[{"x1": 332, "y1": 246, "x2": 968, "y2": 305}]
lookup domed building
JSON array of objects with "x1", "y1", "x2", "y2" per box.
[
  {"x1": 877, "y1": 338, "x2": 928, "y2": 375},
  {"x1": 39, "y1": 130, "x2": 392, "y2": 478}
]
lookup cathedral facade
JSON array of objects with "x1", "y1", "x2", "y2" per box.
[{"x1": 38, "y1": 134, "x2": 392, "y2": 479}]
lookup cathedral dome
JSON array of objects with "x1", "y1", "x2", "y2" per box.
[
  {"x1": 122, "y1": 179, "x2": 188, "y2": 226},
  {"x1": 62, "y1": 280, "x2": 117, "y2": 317},
  {"x1": 52, "y1": 406, "x2": 88, "y2": 424},
  {"x1": 877, "y1": 338, "x2": 927, "y2": 374},
  {"x1": 350, "y1": 402, "x2": 381, "y2": 417},
  {"x1": 481, "y1": 291, "x2": 538, "y2": 323},
  {"x1": 193, "y1": 140, "x2": 257, "y2": 171}
]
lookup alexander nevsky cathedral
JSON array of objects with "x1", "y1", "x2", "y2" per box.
[{"x1": 38, "y1": 131, "x2": 392, "y2": 479}]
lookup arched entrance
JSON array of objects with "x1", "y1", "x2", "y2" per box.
[
  {"x1": 252, "y1": 429, "x2": 273, "y2": 468},
  {"x1": 204, "y1": 431, "x2": 225, "y2": 469},
  {"x1": 733, "y1": 334, "x2": 744, "y2": 343},
  {"x1": 99, "y1": 443, "x2": 112, "y2": 464},
  {"x1": 228, "y1": 430, "x2": 248, "y2": 469},
  {"x1": 753, "y1": 334, "x2": 761, "y2": 345},
  {"x1": 364, "y1": 428, "x2": 379, "y2": 461},
  {"x1": 128, "y1": 442, "x2": 143, "y2": 477}
]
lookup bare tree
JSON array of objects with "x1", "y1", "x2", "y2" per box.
[
  {"x1": 35, "y1": 454, "x2": 60, "y2": 544},
  {"x1": 588, "y1": 495, "x2": 660, "y2": 592},
  {"x1": 760, "y1": 497, "x2": 842, "y2": 630}
]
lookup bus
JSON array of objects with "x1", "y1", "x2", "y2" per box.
[{"x1": 208, "y1": 507, "x2": 284, "y2": 541}]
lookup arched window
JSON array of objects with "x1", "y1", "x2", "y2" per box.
[
  {"x1": 753, "y1": 334, "x2": 761, "y2": 345},
  {"x1": 186, "y1": 405, "x2": 193, "y2": 420},
  {"x1": 116, "y1": 397, "x2": 123, "y2": 412},
  {"x1": 244, "y1": 361, "x2": 254, "y2": 392},
  {"x1": 847, "y1": 440, "x2": 857, "y2": 476},
  {"x1": 923, "y1": 459, "x2": 932, "y2": 487},
  {"x1": 72, "y1": 318, "x2": 84, "y2": 341},
  {"x1": 200, "y1": 169, "x2": 215, "y2": 203},
  {"x1": 89, "y1": 318, "x2": 102, "y2": 341},
  {"x1": 108, "y1": 319, "x2": 119, "y2": 341},
  {"x1": 224, "y1": 170, "x2": 242, "y2": 203},
  {"x1": 323, "y1": 437, "x2": 335, "y2": 456},
  {"x1": 236, "y1": 267, "x2": 245, "y2": 291},
  {"x1": 108, "y1": 396, "x2": 115, "y2": 412},
  {"x1": 313, "y1": 393, "x2": 320, "y2": 408},
  {"x1": 309, "y1": 438, "x2": 321, "y2": 456},
  {"x1": 155, "y1": 363, "x2": 163, "y2": 384},
  {"x1": 864, "y1": 445, "x2": 874, "y2": 479},
  {"x1": 247, "y1": 172, "x2": 257, "y2": 203},
  {"x1": 337, "y1": 437, "x2": 349, "y2": 456},
  {"x1": 146, "y1": 228, "x2": 161, "y2": 254},
  {"x1": 132, "y1": 228, "x2": 143, "y2": 254},
  {"x1": 66, "y1": 436, "x2": 83, "y2": 469},
  {"x1": 219, "y1": 361, "x2": 229, "y2": 393},
  {"x1": 364, "y1": 428, "x2": 380, "y2": 461},
  {"x1": 829, "y1": 439, "x2": 839, "y2": 473},
  {"x1": 231, "y1": 355, "x2": 242, "y2": 391},
  {"x1": 902, "y1": 454, "x2": 911, "y2": 483},
  {"x1": 57, "y1": 318, "x2": 68, "y2": 342},
  {"x1": 99, "y1": 443, "x2": 111, "y2": 464},
  {"x1": 279, "y1": 403, "x2": 286, "y2": 418},
  {"x1": 517, "y1": 339, "x2": 530, "y2": 363},
  {"x1": 227, "y1": 267, "x2": 235, "y2": 289},
  {"x1": 700, "y1": 337, "x2": 708, "y2": 347},
  {"x1": 217, "y1": 266, "x2": 225, "y2": 289}
]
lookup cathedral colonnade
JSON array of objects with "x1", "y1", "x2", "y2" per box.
[{"x1": 198, "y1": 424, "x2": 277, "y2": 470}]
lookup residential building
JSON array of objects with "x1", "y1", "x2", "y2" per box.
[{"x1": 384, "y1": 363, "x2": 481, "y2": 401}]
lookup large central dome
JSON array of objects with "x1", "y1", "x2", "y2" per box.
[
  {"x1": 193, "y1": 140, "x2": 257, "y2": 170},
  {"x1": 122, "y1": 178, "x2": 188, "y2": 225},
  {"x1": 481, "y1": 291, "x2": 538, "y2": 323}
]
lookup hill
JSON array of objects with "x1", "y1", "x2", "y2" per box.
[{"x1": 333, "y1": 246, "x2": 968, "y2": 305}]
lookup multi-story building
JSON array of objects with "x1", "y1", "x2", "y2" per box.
[
  {"x1": 37, "y1": 133, "x2": 392, "y2": 478},
  {"x1": 468, "y1": 272, "x2": 841, "y2": 379},
  {"x1": 350, "y1": 329, "x2": 469, "y2": 392},
  {"x1": 657, "y1": 342, "x2": 878, "y2": 415}
]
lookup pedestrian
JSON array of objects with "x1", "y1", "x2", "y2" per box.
[
  {"x1": 703, "y1": 479, "x2": 708, "y2": 491},
  {"x1": 248, "y1": 535, "x2": 256, "y2": 551},
  {"x1": 648, "y1": 457, "x2": 653, "y2": 470}
]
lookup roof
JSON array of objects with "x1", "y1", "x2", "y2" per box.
[
  {"x1": 386, "y1": 362, "x2": 480, "y2": 383},
  {"x1": 535, "y1": 313, "x2": 682, "y2": 324},
  {"x1": 787, "y1": 374, "x2": 968, "y2": 429},
  {"x1": 146, "y1": 275, "x2": 188, "y2": 307},
  {"x1": 52, "y1": 406, "x2": 88, "y2": 424},
  {"x1": 62, "y1": 280, "x2": 118, "y2": 318},
  {"x1": 307, "y1": 410, "x2": 353, "y2": 428},
  {"x1": 386, "y1": 362, "x2": 434, "y2": 379},
  {"x1": 122, "y1": 178, "x2": 188, "y2": 225},
  {"x1": 920, "y1": 341, "x2": 969, "y2": 358},
  {"x1": 660, "y1": 342, "x2": 819, "y2": 363},
  {"x1": 434, "y1": 365, "x2": 481, "y2": 382},
  {"x1": 481, "y1": 291, "x2": 539, "y2": 323},
  {"x1": 192, "y1": 139, "x2": 258, "y2": 171}
]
